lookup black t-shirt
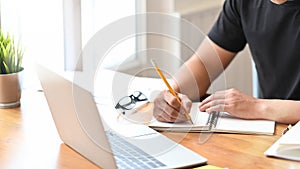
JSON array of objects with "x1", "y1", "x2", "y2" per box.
[{"x1": 208, "y1": 0, "x2": 300, "y2": 100}]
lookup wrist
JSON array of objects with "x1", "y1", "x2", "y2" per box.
[{"x1": 255, "y1": 99, "x2": 274, "y2": 120}]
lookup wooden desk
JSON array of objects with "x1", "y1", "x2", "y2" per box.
[{"x1": 0, "y1": 91, "x2": 299, "y2": 169}]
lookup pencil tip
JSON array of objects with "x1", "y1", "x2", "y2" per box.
[{"x1": 190, "y1": 119, "x2": 194, "y2": 125}]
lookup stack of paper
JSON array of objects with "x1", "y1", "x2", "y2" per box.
[{"x1": 265, "y1": 121, "x2": 300, "y2": 161}]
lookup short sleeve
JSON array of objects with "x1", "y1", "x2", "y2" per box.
[{"x1": 208, "y1": 0, "x2": 247, "y2": 53}]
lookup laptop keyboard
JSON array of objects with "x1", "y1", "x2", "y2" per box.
[{"x1": 106, "y1": 132, "x2": 166, "y2": 169}]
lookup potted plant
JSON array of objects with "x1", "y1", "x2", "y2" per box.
[{"x1": 0, "y1": 29, "x2": 24, "y2": 108}]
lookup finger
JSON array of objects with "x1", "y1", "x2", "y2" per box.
[
  {"x1": 206, "y1": 103, "x2": 226, "y2": 113},
  {"x1": 153, "y1": 91, "x2": 171, "y2": 122},
  {"x1": 199, "y1": 90, "x2": 226, "y2": 104},
  {"x1": 164, "y1": 90, "x2": 182, "y2": 112},
  {"x1": 174, "y1": 113, "x2": 188, "y2": 123},
  {"x1": 161, "y1": 101, "x2": 182, "y2": 119},
  {"x1": 154, "y1": 90, "x2": 191, "y2": 122},
  {"x1": 154, "y1": 101, "x2": 187, "y2": 123},
  {"x1": 155, "y1": 111, "x2": 177, "y2": 122},
  {"x1": 177, "y1": 93, "x2": 192, "y2": 115},
  {"x1": 211, "y1": 90, "x2": 227, "y2": 100},
  {"x1": 199, "y1": 93, "x2": 223, "y2": 107},
  {"x1": 153, "y1": 102, "x2": 174, "y2": 122},
  {"x1": 154, "y1": 106, "x2": 188, "y2": 123},
  {"x1": 199, "y1": 94, "x2": 213, "y2": 106},
  {"x1": 153, "y1": 95, "x2": 181, "y2": 122},
  {"x1": 199, "y1": 98, "x2": 225, "y2": 112}
]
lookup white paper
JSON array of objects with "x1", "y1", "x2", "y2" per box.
[{"x1": 265, "y1": 121, "x2": 300, "y2": 161}]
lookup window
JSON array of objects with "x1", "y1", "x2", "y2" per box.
[
  {"x1": 67, "y1": 0, "x2": 141, "y2": 71},
  {"x1": 1, "y1": 0, "x2": 141, "y2": 69},
  {"x1": 1, "y1": 0, "x2": 142, "y2": 89},
  {"x1": 0, "y1": 0, "x2": 64, "y2": 89}
]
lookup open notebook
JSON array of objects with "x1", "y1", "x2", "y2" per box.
[
  {"x1": 126, "y1": 102, "x2": 275, "y2": 135},
  {"x1": 95, "y1": 70, "x2": 275, "y2": 135},
  {"x1": 265, "y1": 121, "x2": 300, "y2": 161}
]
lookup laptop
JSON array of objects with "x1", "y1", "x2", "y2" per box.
[{"x1": 36, "y1": 65, "x2": 207, "y2": 169}]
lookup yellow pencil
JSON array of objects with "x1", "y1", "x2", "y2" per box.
[{"x1": 151, "y1": 59, "x2": 193, "y2": 124}]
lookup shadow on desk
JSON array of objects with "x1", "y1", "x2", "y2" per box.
[{"x1": 56, "y1": 144, "x2": 101, "y2": 169}]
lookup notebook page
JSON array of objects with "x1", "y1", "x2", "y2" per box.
[
  {"x1": 148, "y1": 103, "x2": 210, "y2": 131},
  {"x1": 212, "y1": 112, "x2": 275, "y2": 135}
]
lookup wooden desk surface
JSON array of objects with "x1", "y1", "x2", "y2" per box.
[{"x1": 0, "y1": 91, "x2": 299, "y2": 169}]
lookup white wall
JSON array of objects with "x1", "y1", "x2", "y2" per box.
[
  {"x1": 0, "y1": 0, "x2": 64, "y2": 90},
  {"x1": 131, "y1": 0, "x2": 254, "y2": 95},
  {"x1": 177, "y1": 2, "x2": 253, "y2": 95}
]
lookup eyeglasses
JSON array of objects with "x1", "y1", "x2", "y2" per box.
[{"x1": 115, "y1": 91, "x2": 148, "y2": 114}]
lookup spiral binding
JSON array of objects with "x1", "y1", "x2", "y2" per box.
[{"x1": 206, "y1": 112, "x2": 220, "y2": 130}]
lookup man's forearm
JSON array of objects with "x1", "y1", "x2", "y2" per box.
[
  {"x1": 172, "y1": 56, "x2": 211, "y2": 101},
  {"x1": 258, "y1": 99, "x2": 300, "y2": 124},
  {"x1": 172, "y1": 37, "x2": 236, "y2": 101}
]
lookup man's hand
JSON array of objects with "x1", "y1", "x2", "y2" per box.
[
  {"x1": 199, "y1": 88, "x2": 261, "y2": 119},
  {"x1": 153, "y1": 90, "x2": 192, "y2": 123}
]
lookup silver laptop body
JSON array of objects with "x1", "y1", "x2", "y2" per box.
[{"x1": 37, "y1": 65, "x2": 207, "y2": 169}]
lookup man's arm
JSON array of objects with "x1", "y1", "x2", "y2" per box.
[
  {"x1": 260, "y1": 99, "x2": 300, "y2": 124},
  {"x1": 153, "y1": 37, "x2": 236, "y2": 122},
  {"x1": 172, "y1": 37, "x2": 236, "y2": 100},
  {"x1": 199, "y1": 88, "x2": 300, "y2": 124},
  {"x1": 154, "y1": 36, "x2": 300, "y2": 124}
]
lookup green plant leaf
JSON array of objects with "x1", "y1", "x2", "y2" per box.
[{"x1": 0, "y1": 30, "x2": 23, "y2": 74}]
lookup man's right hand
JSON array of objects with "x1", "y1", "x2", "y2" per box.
[{"x1": 153, "y1": 90, "x2": 192, "y2": 123}]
